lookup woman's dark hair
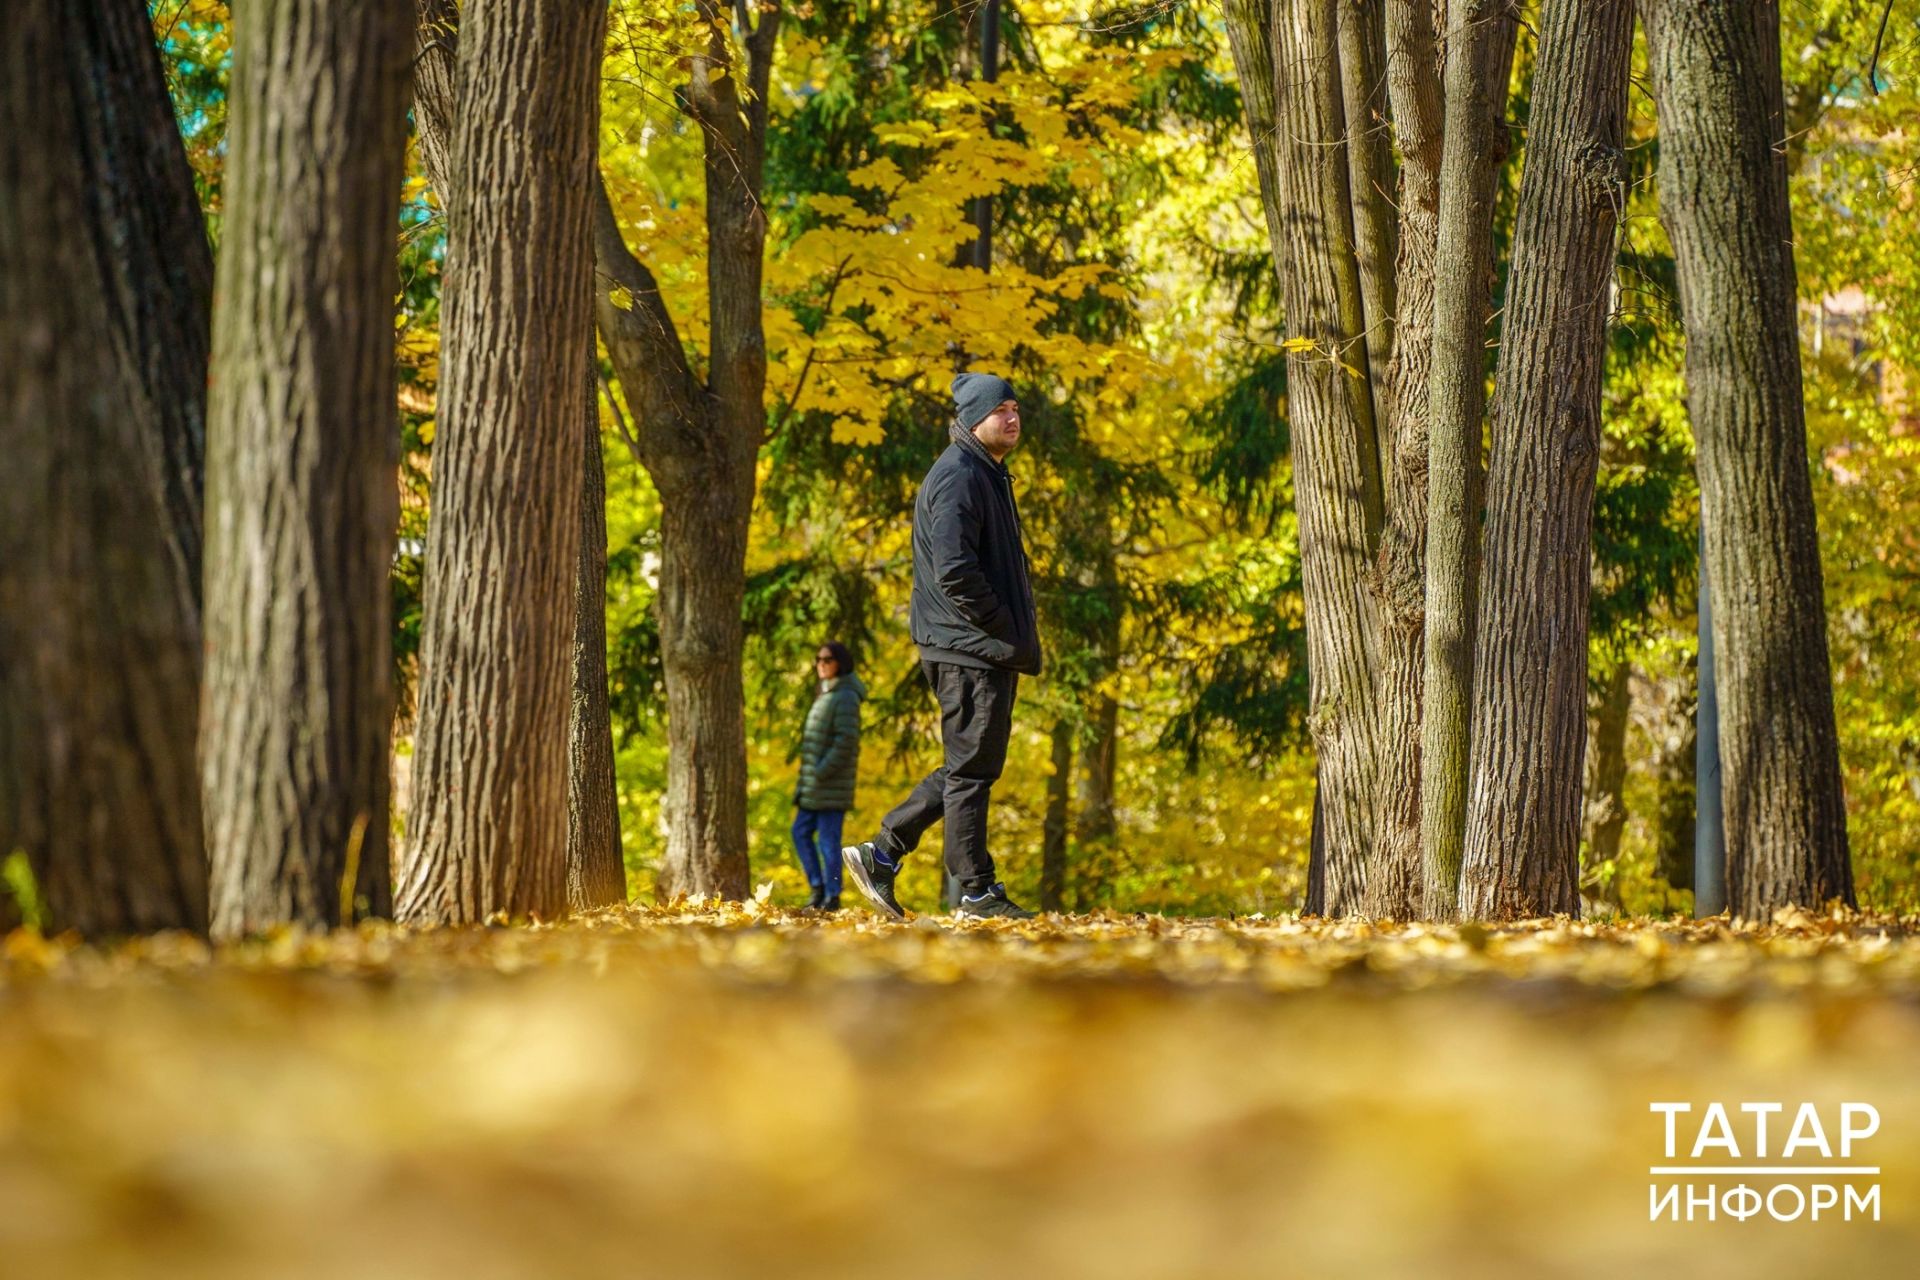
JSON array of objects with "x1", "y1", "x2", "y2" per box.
[{"x1": 820, "y1": 640, "x2": 855, "y2": 674}]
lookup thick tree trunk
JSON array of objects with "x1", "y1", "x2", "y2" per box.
[
  {"x1": 400, "y1": 0, "x2": 606, "y2": 924},
  {"x1": 1418, "y1": 0, "x2": 1518, "y2": 917},
  {"x1": 568, "y1": 392, "x2": 626, "y2": 909},
  {"x1": 1359, "y1": 0, "x2": 1443, "y2": 920},
  {"x1": 1642, "y1": 0, "x2": 1853, "y2": 915},
  {"x1": 409, "y1": 1, "x2": 626, "y2": 914},
  {"x1": 1041, "y1": 718, "x2": 1074, "y2": 913},
  {"x1": 201, "y1": 0, "x2": 408, "y2": 938},
  {"x1": 1458, "y1": 0, "x2": 1631, "y2": 921},
  {"x1": 0, "y1": 0, "x2": 211, "y2": 936},
  {"x1": 592, "y1": 3, "x2": 780, "y2": 902},
  {"x1": 1582, "y1": 658, "x2": 1632, "y2": 906},
  {"x1": 1263, "y1": 0, "x2": 1385, "y2": 915}
]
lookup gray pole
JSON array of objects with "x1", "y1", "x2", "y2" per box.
[{"x1": 1694, "y1": 524, "x2": 1727, "y2": 915}]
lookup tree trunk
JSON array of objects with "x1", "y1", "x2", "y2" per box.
[
  {"x1": 1258, "y1": 0, "x2": 1385, "y2": 915},
  {"x1": 592, "y1": 2, "x2": 781, "y2": 903},
  {"x1": 1418, "y1": 0, "x2": 1518, "y2": 917},
  {"x1": 1336, "y1": 0, "x2": 1397, "y2": 450},
  {"x1": 200, "y1": 0, "x2": 407, "y2": 938},
  {"x1": 409, "y1": 0, "x2": 626, "y2": 915},
  {"x1": 0, "y1": 0, "x2": 211, "y2": 936},
  {"x1": 1076, "y1": 694, "x2": 1118, "y2": 843},
  {"x1": 1221, "y1": 0, "x2": 1289, "y2": 272},
  {"x1": 1458, "y1": 0, "x2": 1631, "y2": 921},
  {"x1": 1642, "y1": 0, "x2": 1853, "y2": 915},
  {"x1": 568, "y1": 387, "x2": 626, "y2": 909},
  {"x1": 1041, "y1": 718, "x2": 1073, "y2": 913},
  {"x1": 1359, "y1": 0, "x2": 1443, "y2": 920},
  {"x1": 1582, "y1": 658, "x2": 1632, "y2": 907},
  {"x1": 400, "y1": 0, "x2": 606, "y2": 924}
]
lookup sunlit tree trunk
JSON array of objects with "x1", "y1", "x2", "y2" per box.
[
  {"x1": 1359, "y1": 0, "x2": 1443, "y2": 919},
  {"x1": 594, "y1": 2, "x2": 782, "y2": 903},
  {"x1": 1336, "y1": 0, "x2": 1397, "y2": 455},
  {"x1": 0, "y1": 0, "x2": 211, "y2": 936},
  {"x1": 1244, "y1": 0, "x2": 1386, "y2": 914},
  {"x1": 1418, "y1": 0, "x2": 1518, "y2": 917},
  {"x1": 401, "y1": 0, "x2": 606, "y2": 923},
  {"x1": 409, "y1": 0, "x2": 624, "y2": 912},
  {"x1": 1459, "y1": 0, "x2": 1632, "y2": 921},
  {"x1": 1641, "y1": 0, "x2": 1853, "y2": 915}
]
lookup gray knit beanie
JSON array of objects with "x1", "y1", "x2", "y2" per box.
[{"x1": 951, "y1": 372, "x2": 1017, "y2": 431}]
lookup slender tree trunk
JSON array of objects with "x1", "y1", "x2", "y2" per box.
[
  {"x1": 400, "y1": 0, "x2": 606, "y2": 924},
  {"x1": 1041, "y1": 718, "x2": 1073, "y2": 913},
  {"x1": 593, "y1": 2, "x2": 781, "y2": 902},
  {"x1": 1221, "y1": 0, "x2": 1289, "y2": 272},
  {"x1": 0, "y1": 0, "x2": 211, "y2": 936},
  {"x1": 1336, "y1": 0, "x2": 1397, "y2": 450},
  {"x1": 569, "y1": 387, "x2": 626, "y2": 909},
  {"x1": 1359, "y1": 0, "x2": 1444, "y2": 919},
  {"x1": 1458, "y1": 0, "x2": 1631, "y2": 921},
  {"x1": 1254, "y1": 0, "x2": 1386, "y2": 915},
  {"x1": 1418, "y1": 0, "x2": 1518, "y2": 917},
  {"x1": 1076, "y1": 694, "x2": 1118, "y2": 842},
  {"x1": 408, "y1": 0, "x2": 625, "y2": 913},
  {"x1": 201, "y1": 0, "x2": 407, "y2": 938},
  {"x1": 1582, "y1": 658, "x2": 1632, "y2": 906},
  {"x1": 1642, "y1": 0, "x2": 1853, "y2": 915}
]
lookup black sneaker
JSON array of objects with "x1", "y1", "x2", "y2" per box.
[
  {"x1": 842, "y1": 843, "x2": 905, "y2": 919},
  {"x1": 805, "y1": 885, "x2": 826, "y2": 910},
  {"x1": 955, "y1": 883, "x2": 1035, "y2": 920}
]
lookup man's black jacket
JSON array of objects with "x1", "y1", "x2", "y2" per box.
[{"x1": 909, "y1": 424, "x2": 1042, "y2": 675}]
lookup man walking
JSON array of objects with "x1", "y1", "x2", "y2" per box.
[{"x1": 843, "y1": 372, "x2": 1040, "y2": 920}]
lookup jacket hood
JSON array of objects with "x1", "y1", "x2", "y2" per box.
[{"x1": 825, "y1": 673, "x2": 868, "y2": 700}]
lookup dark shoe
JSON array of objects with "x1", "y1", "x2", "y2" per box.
[
  {"x1": 842, "y1": 843, "x2": 905, "y2": 919},
  {"x1": 805, "y1": 885, "x2": 826, "y2": 910},
  {"x1": 955, "y1": 883, "x2": 1035, "y2": 920},
  {"x1": 821, "y1": 895, "x2": 841, "y2": 914}
]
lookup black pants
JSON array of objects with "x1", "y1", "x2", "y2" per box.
[{"x1": 877, "y1": 661, "x2": 1017, "y2": 892}]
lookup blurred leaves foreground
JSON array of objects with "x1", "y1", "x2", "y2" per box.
[{"x1": 4, "y1": 904, "x2": 1919, "y2": 1278}]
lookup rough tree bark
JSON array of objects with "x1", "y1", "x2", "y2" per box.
[
  {"x1": 1336, "y1": 0, "x2": 1397, "y2": 452},
  {"x1": 0, "y1": 0, "x2": 211, "y2": 936},
  {"x1": 1239, "y1": 0, "x2": 1386, "y2": 913},
  {"x1": 1418, "y1": 0, "x2": 1518, "y2": 917},
  {"x1": 1458, "y1": 0, "x2": 1632, "y2": 921},
  {"x1": 408, "y1": 0, "x2": 624, "y2": 911},
  {"x1": 593, "y1": 1, "x2": 782, "y2": 903},
  {"x1": 1641, "y1": 0, "x2": 1853, "y2": 914},
  {"x1": 400, "y1": 0, "x2": 606, "y2": 923},
  {"x1": 1041, "y1": 719, "x2": 1074, "y2": 913},
  {"x1": 201, "y1": 0, "x2": 408, "y2": 937},
  {"x1": 568, "y1": 395, "x2": 627, "y2": 909},
  {"x1": 1359, "y1": 0, "x2": 1443, "y2": 919},
  {"x1": 1221, "y1": 0, "x2": 1289, "y2": 272}
]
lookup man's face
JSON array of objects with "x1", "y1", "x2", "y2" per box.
[{"x1": 972, "y1": 400, "x2": 1021, "y2": 459}]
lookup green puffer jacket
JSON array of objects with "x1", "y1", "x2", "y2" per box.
[{"x1": 796, "y1": 673, "x2": 866, "y2": 811}]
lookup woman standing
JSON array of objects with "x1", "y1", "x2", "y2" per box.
[{"x1": 793, "y1": 641, "x2": 865, "y2": 910}]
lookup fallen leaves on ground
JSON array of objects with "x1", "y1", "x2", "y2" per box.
[{"x1": 3, "y1": 906, "x2": 1917, "y2": 1278}]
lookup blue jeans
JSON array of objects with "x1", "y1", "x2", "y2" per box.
[{"x1": 791, "y1": 808, "x2": 846, "y2": 896}]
